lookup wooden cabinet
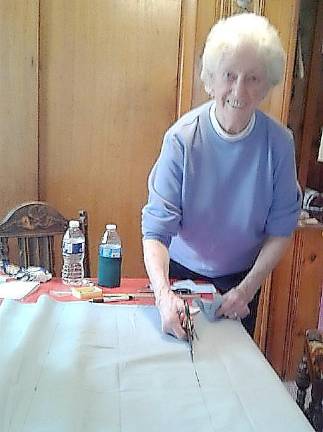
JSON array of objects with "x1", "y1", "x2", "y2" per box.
[{"x1": 256, "y1": 225, "x2": 323, "y2": 380}]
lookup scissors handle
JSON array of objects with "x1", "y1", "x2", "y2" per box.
[{"x1": 173, "y1": 288, "x2": 192, "y2": 294}]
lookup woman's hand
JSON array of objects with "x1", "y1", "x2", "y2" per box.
[
  {"x1": 142, "y1": 239, "x2": 188, "y2": 338},
  {"x1": 216, "y1": 286, "x2": 251, "y2": 320},
  {"x1": 156, "y1": 289, "x2": 188, "y2": 339}
]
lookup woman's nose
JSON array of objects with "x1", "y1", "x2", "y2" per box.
[{"x1": 232, "y1": 76, "x2": 247, "y2": 97}]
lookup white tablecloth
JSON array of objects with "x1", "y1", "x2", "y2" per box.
[{"x1": 0, "y1": 295, "x2": 313, "y2": 432}]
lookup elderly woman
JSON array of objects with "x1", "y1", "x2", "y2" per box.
[{"x1": 142, "y1": 13, "x2": 301, "y2": 339}]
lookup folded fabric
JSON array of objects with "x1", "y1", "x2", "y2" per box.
[
  {"x1": 171, "y1": 279, "x2": 216, "y2": 294},
  {"x1": 193, "y1": 294, "x2": 223, "y2": 321}
]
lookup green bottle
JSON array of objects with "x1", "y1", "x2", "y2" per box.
[{"x1": 98, "y1": 224, "x2": 122, "y2": 288}]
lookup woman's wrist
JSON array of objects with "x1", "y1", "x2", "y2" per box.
[
  {"x1": 235, "y1": 283, "x2": 257, "y2": 304},
  {"x1": 152, "y1": 283, "x2": 172, "y2": 307}
]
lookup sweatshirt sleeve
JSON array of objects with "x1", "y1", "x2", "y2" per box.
[
  {"x1": 142, "y1": 131, "x2": 184, "y2": 248},
  {"x1": 265, "y1": 131, "x2": 301, "y2": 237}
]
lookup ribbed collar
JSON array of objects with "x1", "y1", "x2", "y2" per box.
[{"x1": 209, "y1": 102, "x2": 255, "y2": 142}]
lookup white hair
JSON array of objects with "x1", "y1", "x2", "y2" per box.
[{"x1": 201, "y1": 13, "x2": 286, "y2": 95}]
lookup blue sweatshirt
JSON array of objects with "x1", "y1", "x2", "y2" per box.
[{"x1": 142, "y1": 101, "x2": 301, "y2": 277}]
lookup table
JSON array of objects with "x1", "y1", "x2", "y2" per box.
[
  {"x1": 22, "y1": 277, "x2": 153, "y2": 304},
  {"x1": 0, "y1": 279, "x2": 315, "y2": 432}
]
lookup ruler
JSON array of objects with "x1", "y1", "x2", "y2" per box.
[{"x1": 102, "y1": 292, "x2": 203, "y2": 299}]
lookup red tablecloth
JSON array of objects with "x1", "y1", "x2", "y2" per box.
[
  {"x1": 1, "y1": 277, "x2": 213, "y2": 306},
  {"x1": 1, "y1": 278, "x2": 154, "y2": 305}
]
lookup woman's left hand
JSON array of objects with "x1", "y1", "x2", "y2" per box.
[{"x1": 216, "y1": 287, "x2": 251, "y2": 320}]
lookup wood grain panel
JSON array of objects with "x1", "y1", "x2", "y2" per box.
[
  {"x1": 254, "y1": 273, "x2": 272, "y2": 353},
  {"x1": 265, "y1": 237, "x2": 295, "y2": 372},
  {"x1": 176, "y1": 0, "x2": 198, "y2": 117},
  {"x1": 260, "y1": 0, "x2": 300, "y2": 123},
  {"x1": 298, "y1": 0, "x2": 323, "y2": 189},
  {"x1": 191, "y1": 0, "x2": 216, "y2": 108},
  {"x1": 266, "y1": 226, "x2": 323, "y2": 379},
  {"x1": 0, "y1": 0, "x2": 38, "y2": 218},
  {"x1": 39, "y1": 0, "x2": 181, "y2": 277}
]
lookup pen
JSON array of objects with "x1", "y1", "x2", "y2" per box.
[
  {"x1": 102, "y1": 292, "x2": 154, "y2": 299},
  {"x1": 89, "y1": 292, "x2": 201, "y2": 303},
  {"x1": 89, "y1": 295, "x2": 132, "y2": 303}
]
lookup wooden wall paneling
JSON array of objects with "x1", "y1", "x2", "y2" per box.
[
  {"x1": 298, "y1": 0, "x2": 323, "y2": 190},
  {"x1": 39, "y1": 0, "x2": 182, "y2": 277},
  {"x1": 265, "y1": 226, "x2": 323, "y2": 379},
  {"x1": 279, "y1": 230, "x2": 306, "y2": 379},
  {"x1": 264, "y1": 235, "x2": 295, "y2": 374},
  {"x1": 278, "y1": 0, "x2": 300, "y2": 125},
  {"x1": 176, "y1": 0, "x2": 198, "y2": 117},
  {"x1": 287, "y1": 0, "x2": 318, "y2": 170},
  {"x1": 254, "y1": 273, "x2": 272, "y2": 353},
  {"x1": 191, "y1": 1, "x2": 216, "y2": 108},
  {"x1": 213, "y1": 0, "x2": 265, "y2": 20},
  {"x1": 260, "y1": 0, "x2": 300, "y2": 124},
  {"x1": 0, "y1": 0, "x2": 39, "y2": 219}
]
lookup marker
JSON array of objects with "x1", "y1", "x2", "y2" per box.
[{"x1": 89, "y1": 295, "x2": 132, "y2": 303}]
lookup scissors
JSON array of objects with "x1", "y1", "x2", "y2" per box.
[{"x1": 183, "y1": 299, "x2": 197, "y2": 361}]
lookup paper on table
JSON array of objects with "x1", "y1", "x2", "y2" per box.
[{"x1": 0, "y1": 281, "x2": 40, "y2": 299}]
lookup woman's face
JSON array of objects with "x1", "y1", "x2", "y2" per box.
[{"x1": 211, "y1": 44, "x2": 270, "y2": 134}]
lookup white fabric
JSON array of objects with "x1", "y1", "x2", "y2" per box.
[
  {"x1": 0, "y1": 296, "x2": 313, "y2": 432},
  {"x1": 172, "y1": 279, "x2": 216, "y2": 293}
]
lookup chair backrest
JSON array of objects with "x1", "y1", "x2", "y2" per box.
[{"x1": 0, "y1": 201, "x2": 90, "y2": 277}]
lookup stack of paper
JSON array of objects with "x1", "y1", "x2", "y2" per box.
[{"x1": 0, "y1": 281, "x2": 40, "y2": 299}]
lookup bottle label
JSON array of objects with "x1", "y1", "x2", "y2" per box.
[
  {"x1": 63, "y1": 242, "x2": 84, "y2": 254},
  {"x1": 100, "y1": 245, "x2": 121, "y2": 258}
]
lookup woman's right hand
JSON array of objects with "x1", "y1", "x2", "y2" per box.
[
  {"x1": 156, "y1": 288, "x2": 188, "y2": 340},
  {"x1": 142, "y1": 240, "x2": 197, "y2": 340}
]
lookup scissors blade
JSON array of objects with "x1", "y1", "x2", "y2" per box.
[
  {"x1": 184, "y1": 300, "x2": 194, "y2": 361},
  {"x1": 188, "y1": 333, "x2": 194, "y2": 361}
]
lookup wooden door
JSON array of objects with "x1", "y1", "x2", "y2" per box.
[
  {"x1": 39, "y1": 0, "x2": 182, "y2": 276},
  {"x1": 0, "y1": 0, "x2": 39, "y2": 219}
]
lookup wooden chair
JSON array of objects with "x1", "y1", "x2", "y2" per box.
[{"x1": 0, "y1": 201, "x2": 90, "y2": 277}]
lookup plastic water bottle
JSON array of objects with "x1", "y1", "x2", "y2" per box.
[
  {"x1": 98, "y1": 224, "x2": 122, "y2": 288},
  {"x1": 62, "y1": 220, "x2": 85, "y2": 285}
]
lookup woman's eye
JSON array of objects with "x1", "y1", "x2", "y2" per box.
[
  {"x1": 248, "y1": 75, "x2": 258, "y2": 82},
  {"x1": 224, "y1": 72, "x2": 234, "y2": 81}
]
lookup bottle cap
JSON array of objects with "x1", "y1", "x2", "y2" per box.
[
  {"x1": 69, "y1": 220, "x2": 80, "y2": 228},
  {"x1": 106, "y1": 224, "x2": 116, "y2": 230}
]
